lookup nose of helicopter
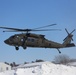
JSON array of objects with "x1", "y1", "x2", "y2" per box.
[{"x1": 4, "y1": 39, "x2": 9, "y2": 44}]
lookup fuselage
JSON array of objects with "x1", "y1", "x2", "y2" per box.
[
  {"x1": 4, "y1": 32, "x2": 75, "y2": 50},
  {"x1": 4, "y1": 33, "x2": 63, "y2": 49}
]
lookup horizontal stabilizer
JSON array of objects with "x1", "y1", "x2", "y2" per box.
[{"x1": 65, "y1": 43, "x2": 75, "y2": 47}]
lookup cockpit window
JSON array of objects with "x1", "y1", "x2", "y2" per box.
[
  {"x1": 10, "y1": 35, "x2": 15, "y2": 38},
  {"x1": 10, "y1": 35, "x2": 20, "y2": 39}
]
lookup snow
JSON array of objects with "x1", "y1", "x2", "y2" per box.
[
  {"x1": 0, "y1": 61, "x2": 76, "y2": 75},
  {"x1": 67, "y1": 62, "x2": 76, "y2": 66}
]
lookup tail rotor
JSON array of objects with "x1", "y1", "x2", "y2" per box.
[{"x1": 63, "y1": 28, "x2": 75, "y2": 41}]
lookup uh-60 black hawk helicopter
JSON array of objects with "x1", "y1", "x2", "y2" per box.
[{"x1": 0, "y1": 24, "x2": 75, "y2": 53}]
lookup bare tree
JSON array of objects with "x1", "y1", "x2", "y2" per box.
[{"x1": 54, "y1": 54, "x2": 70, "y2": 64}]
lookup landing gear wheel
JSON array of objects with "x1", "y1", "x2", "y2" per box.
[
  {"x1": 23, "y1": 46, "x2": 27, "y2": 50},
  {"x1": 15, "y1": 47, "x2": 19, "y2": 50}
]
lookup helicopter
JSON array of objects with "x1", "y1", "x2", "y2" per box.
[{"x1": 0, "y1": 24, "x2": 75, "y2": 53}]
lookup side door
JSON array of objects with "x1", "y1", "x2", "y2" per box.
[{"x1": 27, "y1": 37, "x2": 38, "y2": 47}]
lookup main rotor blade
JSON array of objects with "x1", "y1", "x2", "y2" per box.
[
  {"x1": 33, "y1": 24, "x2": 57, "y2": 30},
  {"x1": 0, "y1": 27, "x2": 24, "y2": 31},
  {"x1": 32, "y1": 29, "x2": 61, "y2": 31},
  {"x1": 2, "y1": 29, "x2": 61, "y2": 32},
  {"x1": 0, "y1": 24, "x2": 56, "y2": 31},
  {"x1": 0, "y1": 27, "x2": 34, "y2": 32},
  {"x1": 0, "y1": 24, "x2": 60, "y2": 33}
]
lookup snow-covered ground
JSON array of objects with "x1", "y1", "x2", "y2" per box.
[{"x1": 0, "y1": 61, "x2": 76, "y2": 75}]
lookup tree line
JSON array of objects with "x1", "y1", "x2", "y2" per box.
[{"x1": 4, "y1": 54, "x2": 76, "y2": 67}]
